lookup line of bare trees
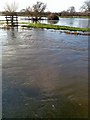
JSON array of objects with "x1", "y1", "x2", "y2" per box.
[
  {"x1": 59, "y1": 0, "x2": 90, "y2": 16},
  {"x1": 2, "y1": 0, "x2": 90, "y2": 19}
]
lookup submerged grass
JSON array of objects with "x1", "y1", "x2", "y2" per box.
[
  {"x1": 24, "y1": 23, "x2": 90, "y2": 32},
  {"x1": 60, "y1": 16, "x2": 90, "y2": 19},
  {"x1": 0, "y1": 21, "x2": 90, "y2": 32}
]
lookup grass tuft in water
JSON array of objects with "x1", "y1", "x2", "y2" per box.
[{"x1": 23, "y1": 23, "x2": 90, "y2": 32}]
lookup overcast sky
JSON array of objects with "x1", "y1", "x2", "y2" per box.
[{"x1": 0, "y1": 0, "x2": 85, "y2": 12}]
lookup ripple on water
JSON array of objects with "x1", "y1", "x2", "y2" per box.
[{"x1": 2, "y1": 28, "x2": 88, "y2": 118}]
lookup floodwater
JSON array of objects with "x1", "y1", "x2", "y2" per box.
[
  {"x1": 41, "y1": 18, "x2": 90, "y2": 28},
  {"x1": 1, "y1": 28, "x2": 88, "y2": 118},
  {"x1": 21, "y1": 17, "x2": 90, "y2": 28},
  {"x1": 0, "y1": 16, "x2": 90, "y2": 28}
]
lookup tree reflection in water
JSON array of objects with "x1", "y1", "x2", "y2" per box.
[{"x1": 48, "y1": 20, "x2": 59, "y2": 24}]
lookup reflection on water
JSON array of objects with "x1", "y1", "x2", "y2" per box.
[
  {"x1": 51, "y1": 18, "x2": 89, "y2": 28},
  {"x1": 78, "y1": 18, "x2": 90, "y2": 28},
  {"x1": 48, "y1": 20, "x2": 59, "y2": 24},
  {"x1": 2, "y1": 28, "x2": 88, "y2": 118},
  {"x1": 41, "y1": 18, "x2": 90, "y2": 28}
]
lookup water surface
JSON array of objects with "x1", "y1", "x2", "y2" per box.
[
  {"x1": 2, "y1": 28, "x2": 88, "y2": 118},
  {"x1": 0, "y1": 16, "x2": 90, "y2": 28}
]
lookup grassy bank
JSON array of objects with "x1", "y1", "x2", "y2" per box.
[{"x1": 22, "y1": 23, "x2": 90, "y2": 32}]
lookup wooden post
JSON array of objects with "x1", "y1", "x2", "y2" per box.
[
  {"x1": 11, "y1": 15, "x2": 13, "y2": 27},
  {"x1": 5, "y1": 16, "x2": 9, "y2": 26}
]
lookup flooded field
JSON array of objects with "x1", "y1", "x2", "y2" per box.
[
  {"x1": 42, "y1": 17, "x2": 90, "y2": 28},
  {"x1": 1, "y1": 28, "x2": 88, "y2": 118},
  {"x1": 0, "y1": 16, "x2": 90, "y2": 28}
]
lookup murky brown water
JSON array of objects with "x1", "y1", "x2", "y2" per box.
[{"x1": 1, "y1": 28, "x2": 88, "y2": 118}]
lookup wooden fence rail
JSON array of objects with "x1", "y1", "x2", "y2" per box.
[{"x1": 5, "y1": 15, "x2": 18, "y2": 28}]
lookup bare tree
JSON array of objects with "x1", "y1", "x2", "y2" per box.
[
  {"x1": 25, "y1": 6, "x2": 32, "y2": 20},
  {"x1": 25, "y1": 6, "x2": 32, "y2": 14},
  {"x1": 67, "y1": 6, "x2": 76, "y2": 13},
  {"x1": 4, "y1": 2, "x2": 18, "y2": 27},
  {"x1": 32, "y1": 1, "x2": 46, "y2": 22},
  {"x1": 80, "y1": 0, "x2": 90, "y2": 12},
  {"x1": 4, "y1": 1, "x2": 18, "y2": 13}
]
